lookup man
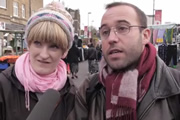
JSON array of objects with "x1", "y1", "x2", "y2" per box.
[
  {"x1": 87, "y1": 42, "x2": 98, "y2": 74},
  {"x1": 67, "y1": 41, "x2": 80, "y2": 79},
  {"x1": 75, "y1": 2, "x2": 180, "y2": 120}
]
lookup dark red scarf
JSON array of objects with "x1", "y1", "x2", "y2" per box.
[{"x1": 99, "y1": 43, "x2": 156, "y2": 120}]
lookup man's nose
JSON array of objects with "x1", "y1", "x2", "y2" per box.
[{"x1": 107, "y1": 28, "x2": 119, "y2": 43}]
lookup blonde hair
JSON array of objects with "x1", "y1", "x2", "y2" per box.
[{"x1": 27, "y1": 21, "x2": 68, "y2": 53}]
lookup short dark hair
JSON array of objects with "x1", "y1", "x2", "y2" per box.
[
  {"x1": 106, "y1": 2, "x2": 147, "y2": 28},
  {"x1": 74, "y1": 35, "x2": 78, "y2": 40}
]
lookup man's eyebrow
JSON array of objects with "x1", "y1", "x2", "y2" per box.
[
  {"x1": 100, "y1": 20, "x2": 130, "y2": 29},
  {"x1": 99, "y1": 24, "x2": 107, "y2": 29},
  {"x1": 116, "y1": 20, "x2": 130, "y2": 24}
]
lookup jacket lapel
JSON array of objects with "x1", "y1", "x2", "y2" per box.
[{"x1": 137, "y1": 56, "x2": 180, "y2": 119}]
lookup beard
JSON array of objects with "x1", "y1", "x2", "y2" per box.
[{"x1": 103, "y1": 37, "x2": 143, "y2": 71}]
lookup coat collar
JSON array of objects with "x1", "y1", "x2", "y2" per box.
[
  {"x1": 137, "y1": 56, "x2": 180, "y2": 119},
  {"x1": 2, "y1": 66, "x2": 71, "y2": 98}
]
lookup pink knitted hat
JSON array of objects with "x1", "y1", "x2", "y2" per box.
[{"x1": 24, "y1": 1, "x2": 74, "y2": 49}]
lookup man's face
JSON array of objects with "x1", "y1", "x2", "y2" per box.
[{"x1": 100, "y1": 5, "x2": 149, "y2": 70}]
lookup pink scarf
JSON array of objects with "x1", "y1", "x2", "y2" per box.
[{"x1": 15, "y1": 52, "x2": 67, "y2": 110}]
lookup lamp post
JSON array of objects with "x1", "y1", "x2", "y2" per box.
[
  {"x1": 91, "y1": 20, "x2": 94, "y2": 38},
  {"x1": 91, "y1": 20, "x2": 94, "y2": 32},
  {"x1": 87, "y1": 12, "x2": 91, "y2": 38},
  {"x1": 91, "y1": 20, "x2": 94, "y2": 27},
  {"x1": 152, "y1": 0, "x2": 155, "y2": 25}
]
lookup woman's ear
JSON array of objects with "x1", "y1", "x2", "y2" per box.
[{"x1": 62, "y1": 50, "x2": 69, "y2": 59}]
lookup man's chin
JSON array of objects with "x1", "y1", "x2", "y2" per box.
[
  {"x1": 108, "y1": 62, "x2": 125, "y2": 70},
  {"x1": 109, "y1": 62, "x2": 138, "y2": 71}
]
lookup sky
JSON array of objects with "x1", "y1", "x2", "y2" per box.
[{"x1": 43, "y1": 0, "x2": 180, "y2": 29}]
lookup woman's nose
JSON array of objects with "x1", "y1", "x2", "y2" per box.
[{"x1": 39, "y1": 47, "x2": 49, "y2": 59}]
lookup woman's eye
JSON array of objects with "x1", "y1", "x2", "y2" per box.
[
  {"x1": 50, "y1": 45, "x2": 59, "y2": 50},
  {"x1": 33, "y1": 41, "x2": 41, "y2": 46}
]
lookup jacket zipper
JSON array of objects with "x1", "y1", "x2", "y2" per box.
[{"x1": 139, "y1": 99, "x2": 156, "y2": 120}]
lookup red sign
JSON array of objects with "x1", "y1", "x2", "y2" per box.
[
  {"x1": 84, "y1": 26, "x2": 88, "y2": 38},
  {"x1": 154, "y1": 10, "x2": 162, "y2": 25}
]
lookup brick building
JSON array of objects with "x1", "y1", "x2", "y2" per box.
[
  {"x1": 66, "y1": 8, "x2": 81, "y2": 35},
  {"x1": 0, "y1": 0, "x2": 43, "y2": 30}
]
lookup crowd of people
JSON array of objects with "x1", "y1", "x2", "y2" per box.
[
  {"x1": 64, "y1": 36, "x2": 102, "y2": 78},
  {"x1": 0, "y1": 1, "x2": 180, "y2": 120}
]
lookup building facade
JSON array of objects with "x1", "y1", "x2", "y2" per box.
[
  {"x1": 0, "y1": 0, "x2": 43, "y2": 30},
  {"x1": 67, "y1": 8, "x2": 81, "y2": 36}
]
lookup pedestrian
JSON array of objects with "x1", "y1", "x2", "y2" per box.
[
  {"x1": 67, "y1": 41, "x2": 80, "y2": 79},
  {"x1": 77, "y1": 38, "x2": 84, "y2": 61},
  {"x1": 75, "y1": 2, "x2": 180, "y2": 120},
  {"x1": 0, "y1": 1, "x2": 76, "y2": 120},
  {"x1": 96, "y1": 43, "x2": 102, "y2": 61},
  {"x1": 87, "y1": 42, "x2": 98, "y2": 74}
]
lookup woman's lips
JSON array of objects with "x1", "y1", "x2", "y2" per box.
[{"x1": 38, "y1": 60, "x2": 50, "y2": 64}]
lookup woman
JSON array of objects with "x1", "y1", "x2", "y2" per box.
[{"x1": 0, "y1": 2, "x2": 76, "y2": 120}]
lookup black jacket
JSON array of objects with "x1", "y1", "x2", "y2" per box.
[
  {"x1": 87, "y1": 47, "x2": 97, "y2": 60},
  {"x1": 67, "y1": 45, "x2": 80, "y2": 63},
  {"x1": 0, "y1": 66, "x2": 76, "y2": 120},
  {"x1": 76, "y1": 56, "x2": 180, "y2": 120}
]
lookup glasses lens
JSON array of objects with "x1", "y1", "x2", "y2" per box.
[
  {"x1": 100, "y1": 27, "x2": 110, "y2": 40},
  {"x1": 116, "y1": 25, "x2": 129, "y2": 35}
]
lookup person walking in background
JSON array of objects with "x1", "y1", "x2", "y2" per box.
[
  {"x1": 77, "y1": 38, "x2": 84, "y2": 62},
  {"x1": 67, "y1": 41, "x2": 80, "y2": 79},
  {"x1": 75, "y1": 2, "x2": 180, "y2": 120},
  {"x1": 87, "y1": 42, "x2": 98, "y2": 74},
  {"x1": 0, "y1": 2, "x2": 77, "y2": 120},
  {"x1": 96, "y1": 43, "x2": 102, "y2": 62},
  {"x1": 74, "y1": 35, "x2": 79, "y2": 46}
]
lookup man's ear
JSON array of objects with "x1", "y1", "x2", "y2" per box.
[
  {"x1": 142, "y1": 28, "x2": 151, "y2": 45},
  {"x1": 62, "y1": 50, "x2": 69, "y2": 59}
]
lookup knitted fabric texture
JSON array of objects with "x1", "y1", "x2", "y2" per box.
[{"x1": 24, "y1": 1, "x2": 74, "y2": 49}]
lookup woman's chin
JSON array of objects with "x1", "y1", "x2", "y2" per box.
[{"x1": 35, "y1": 69, "x2": 53, "y2": 75}]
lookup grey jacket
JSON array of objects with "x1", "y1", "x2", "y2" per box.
[{"x1": 75, "y1": 56, "x2": 180, "y2": 120}]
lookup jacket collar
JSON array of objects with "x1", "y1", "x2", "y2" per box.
[
  {"x1": 137, "y1": 56, "x2": 180, "y2": 119},
  {"x1": 2, "y1": 66, "x2": 71, "y2": 98}
]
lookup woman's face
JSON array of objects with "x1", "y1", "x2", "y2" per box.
[{"x1": 28, "y1": 40, "x2": 65, "y2": 75}]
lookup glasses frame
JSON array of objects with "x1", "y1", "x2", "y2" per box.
[{"x1": 99, "y1": 25, "x2": 146, "y2": 40}]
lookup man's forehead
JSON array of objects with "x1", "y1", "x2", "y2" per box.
[
  {"x1": 101, "y1": 6, "x2": 138, "y2": 27},
  {"x1": 100, "y1": 20, "x2": 130, "y2": 29}
]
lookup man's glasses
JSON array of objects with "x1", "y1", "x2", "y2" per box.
[{"x1": 99, "y1": 24, "x2": 146, "y2": 40}]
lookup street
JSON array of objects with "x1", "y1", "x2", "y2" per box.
[{"x1": 69, "y1": 60, "x2": 90, "y2": 88}]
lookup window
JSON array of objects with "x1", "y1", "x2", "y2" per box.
[
  {"x1": 70, "y1": 11, "x2": 75, "y2": 19},
  {"x1": 13, "y1": 2, "x2": 18, "y2": 17},
  {"x1": 0, "y1": 0, "x2": 6, "y2": 8},
  {"x1": 22, "y1": 4, "x2": 25, "y2": 18},
  {"x1": 31, "y1": 10, "x2": 35, "y2": 15}
]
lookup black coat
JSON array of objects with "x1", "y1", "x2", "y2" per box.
[
  {"x1": 67, "y1": 45, "x2": 80, "y2": 63},
  {"x1": 87, "y1": 47, "x2": 97, "y2": 60},
  {"x1": 0, "y1": 66, "x2": 76, "y2": 120}
]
